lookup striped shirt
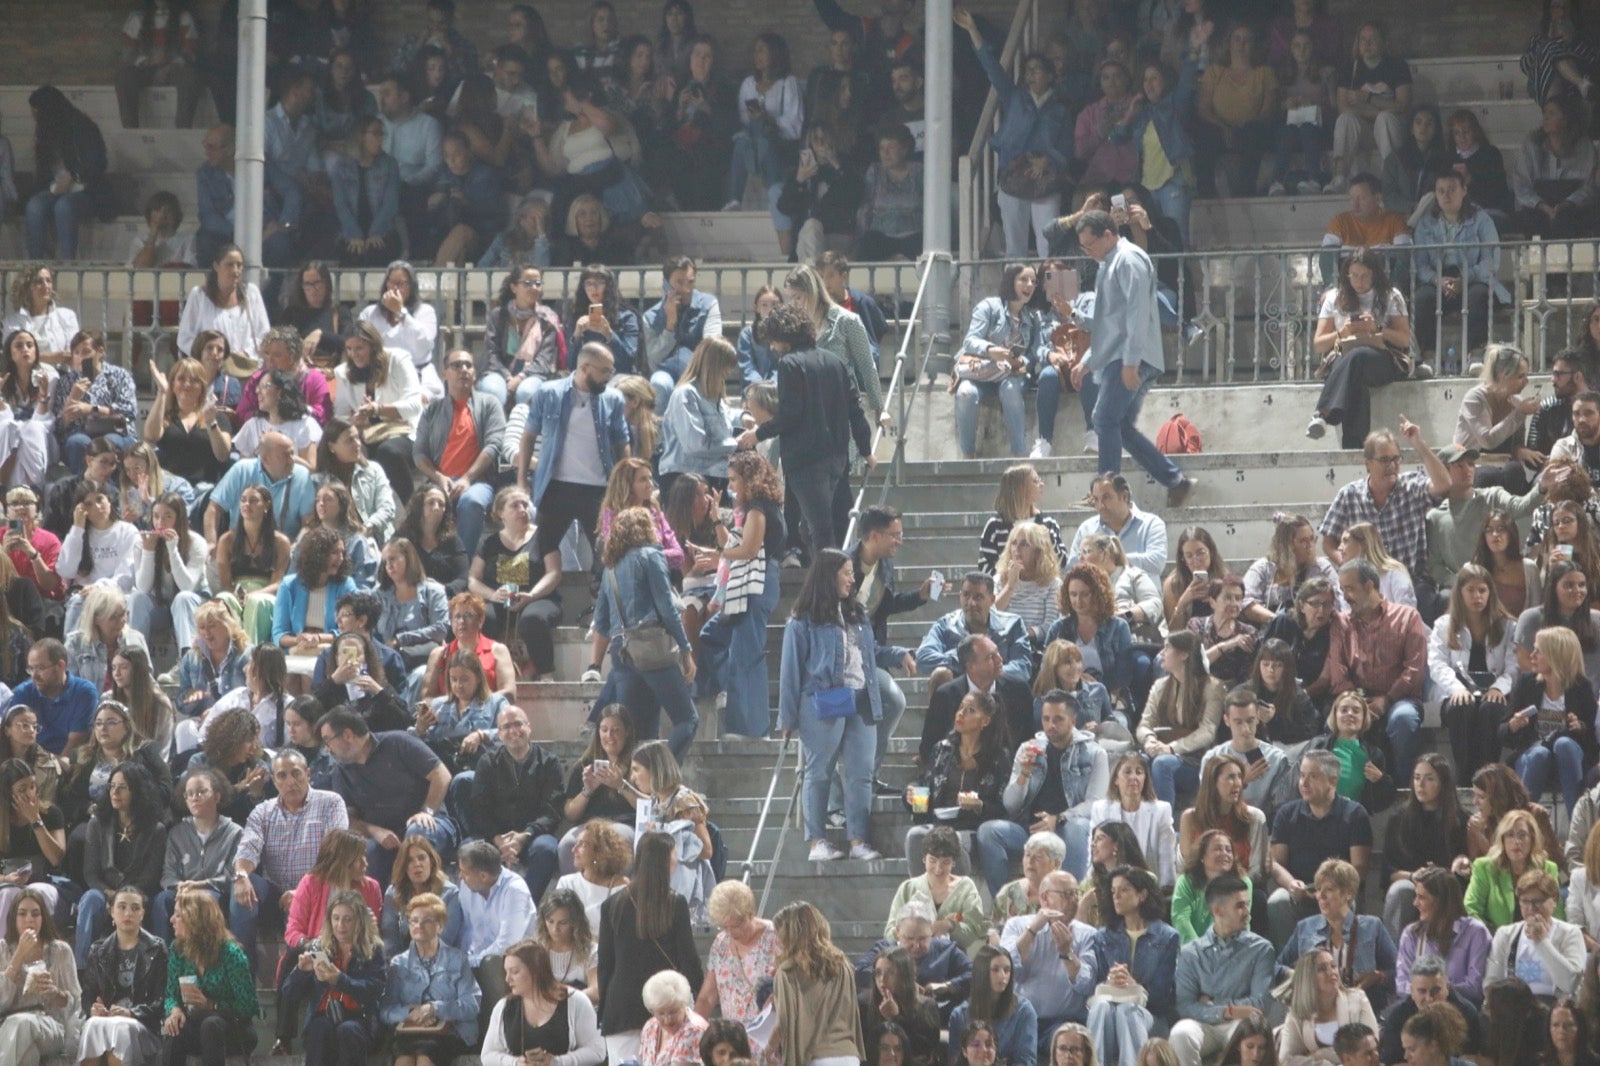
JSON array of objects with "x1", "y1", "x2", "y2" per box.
[{"x1": 235, "y1": 787, "x2": 349, "y2": 889}]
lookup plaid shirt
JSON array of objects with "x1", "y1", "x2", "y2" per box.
[
  {"x1": 1319, "y1": 471, "x2": 1440, "y2": 579},
  {"x1": 49, "y1": 363, "x2": 137, "y2": 439},
  {"x1": 1326, "y1": 600, "x2": 1429, "y2": 703},
  {"x1": 235, "y1": 787, "x2": 348, "y2": 888}
]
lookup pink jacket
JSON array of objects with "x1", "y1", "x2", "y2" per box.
[{"x1": 283, "y1": 872, "x2": 383, "y2": 948}]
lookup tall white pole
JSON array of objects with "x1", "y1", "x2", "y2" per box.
[
  {"x1": 234, "y1": 0, "x2": 267, "y2": 281},
  {"x1": 922, "y1": 0, "x2": 953, "y2": 343}
]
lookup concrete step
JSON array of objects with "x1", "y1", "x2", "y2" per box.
[
  {"x1": 0, "y1": 85, "x2": 218, "y2": 143},
  {"x1": 1410, "y1": 54, "x2": 1523, "y2": 104}
]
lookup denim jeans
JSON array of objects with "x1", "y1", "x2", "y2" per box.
[
  {"x1": 612, "y1": 650, "x2": 699, "y2": 762},
  {"x1": 798, "y1": 691, "x2": 875, "y2": 842},
  {"x1": 1150, "y1": 179, "x2": 1193, "y2": 247},
  {"x1": 650, "y1": 349, "x2": 692, "y2": 410},
  {"x1": 697, "y1": 558, "x2": 780, "y2": 737},
  {"x1": 954, "y1": 376, "x2": 1028, "y2": 458},
  {"x1": 727, "y1": 123, "x2": 787, "y2": 205},
  {"x1": 228, "y1": 872, "x2": 287, "y2": 972},
  {"x1": 974, "y1": 816, "x2": 1088, "y2": 897},
  {"x1": 1091, "y1": 362, "x2": 1182, "y2": 487},
  {"x1": 787, "y1": 459, "x2": 847, "y2": 557},
  {"x1": 1382, "y1": 698, "x2": 1423, "y2": 787},
  {"x1": 477, "y1": 371, "x2": 542, "y2": 409},
  {"x1": 1150, "y1": 753, "x2": 1200, "y2": 808},
  {"x1": 455, "y1": 480, "x2": 498, "y2": 559},
  {"x1": 1088, "y1": 999, "x2": 1158, "y2": 1066},
  {"x1": 66, "y1": 431, "x2": 136, "y2": 475},
  {"x1": 129, "y1": 589, "x2": 206, "y2": 666},
  {"x1": 75, "y1": 887, "x2": 113, "y2": 958},
  {"x1": 25, "y1": 189, "x2": 91, "y2": 259},
  {"x1": 829, "y1": 668, "x2": 905, "y2": 811},
  {"x1": 1518, "y1": 737, "x2": 1586, "y2": 814}
]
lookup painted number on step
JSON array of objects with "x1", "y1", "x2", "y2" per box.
[
  {"x1": 1235, "y1": 470, "x2": 1245, "y2": 482},
  {"x1": 1443, "y1": 388, "x2": 1453, "y2": 401},
  {"x1": 1170, "y1": 394, "x2": 1181, "y2": 408},
  {"x1": 1225, "y1": 523, "x2": 1236, "y2": 536},
  {"x1": 1262, "y1": 394, "x2": 1273, "y2": 405}
]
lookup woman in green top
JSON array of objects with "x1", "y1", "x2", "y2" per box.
[
  {"x1": 1464, "y1": 807, "x2": 1564, "y2": 932},
  {"x1": 883, "y1": 826, "x2": 986, "y2": 954},
  {"x1": 1307, "y1": 690, "x2": 1397, "y2": 814},
  {"x1": 161, "y1": 889, "x2": 260, "y2": 1060},
  {"x1": 1171, "y1": 828, "x2": 1252, "y2": 943}
]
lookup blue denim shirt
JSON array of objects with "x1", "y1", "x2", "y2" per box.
[
  {"x1": 962, "y1": 296, "x2": 1053, "y2": 371},
  {"x1": 738, "y1": 323, "x2": 779, "y2": 383},
  {"x1": 377, "y1": 939, "x2": 481, "y2": 1046},
  {"x1": 779, "y1": 614, "x2": 909, "y2": 731},
  {"x1": 329, "y1": 151, "x2": 401, "y2": 242},
  {"x1": 1412, "y1": 205, "x2": 1513, "y2": 305},
  {"x1": 176, "y1": 645, "x2": 248, "y2": 718},
  {"x1": 380, "y1": 881, "x2": 465, "y2": 958},
  {"x1": 595, "y1": 545, "x2": 692, "y2": 651},
  {"x1": 525, "y1": 377, "x2": 631, "y2": 507},
  {"x1": 1176, "y1": 927, "x2": 1276, "y2": 1024},
  {"x1": 975, "y1": 41, "x2": 1075, "y2": 170},
  {"x1": 1001, "y1": 729, "x2": 1111, "y2": 820},
  {"x1": 1277, "y1": 910, "x2": 1398, "y2": 988},
  {"x1": 1109, "y1": 58, "x2": 1201, "y2": 174},
  {"x1": 1040, "y1": 613, "x2": 1134, "y2": 693},
  {"x1": 916, "y1": 608, "x2": 1034, "y2": 684},
  {"x1": 644, "y1": 289, "x2": 722, "y2": 369},
  {"x1": 1092, "y1": 919, "x2": 1182, "y2": 1024}
]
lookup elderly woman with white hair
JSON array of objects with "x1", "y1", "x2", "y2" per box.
[
  {"x1": 991, "y1": 831, "x2": 1067, "y2": 926},
  {"x1": 695, "y1": 880, "x2": 778, "y2": 1028},
  {"x1": 638, "y1": 970, "x2": 709, "y2": 1066}
]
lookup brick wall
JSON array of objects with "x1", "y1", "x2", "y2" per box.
[{"x1": 0, "y1": 0, "x2": 1546, "y2": 93}]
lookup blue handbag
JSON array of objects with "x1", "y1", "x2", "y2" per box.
[{"x1": 813, "y1": 685, "x2": 857, "y2": 720}]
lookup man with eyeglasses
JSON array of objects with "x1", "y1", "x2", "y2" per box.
[
  {"x1": 4, "y1": 638, "x2": 97, "y2": 756},
  {"x1": 1319, "y1": 420, "x2": 1451, "y2": 618},
  {"x1": 516, "y1": 342, "x2": 630, "y2": 569},
  {"x1": 643, "y1": 256, "x2": 722, "y2": 410},
  {"x1": 1170, "y1": 874, "x2": 1275, "y2": 1066},
  {"x1": 1528, "y1": 351, "x2": 1587, "y2": 457},
  {"x1": 998, "y1": 870, "x2": 1096, "y2": 1054},
  {"x1": 414, "y1": 349, "x2": 507, "y2": 557}
]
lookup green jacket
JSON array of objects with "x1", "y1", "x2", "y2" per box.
[
  {"x1": 1171, "y1": 873, "x2": 1253, "y2": 943},
  {"x1": 1463, "y1": 856, "x2": 1563, "y2": 932}
]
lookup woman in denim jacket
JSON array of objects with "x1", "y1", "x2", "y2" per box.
[
  {"x1": 956, "y1": 264, "x2": 1052, "y2": 460},
  {"x1": 1040, "y1": 563, "x2": 1135, "y2": 697},
  {"x1": 594, "y1": 508, "x2": 699, "y2": 761},
  {"x1": 779, "y1": 548, "x2": 913, "y2": 863},
  {"x1": 959, "y1": 10, "x2": 1074, "y2": 258},
  {"x1": 1110, "y1": 57, "x2": 1201, "y2": 244}
]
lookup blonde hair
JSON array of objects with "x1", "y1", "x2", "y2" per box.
[
  {"x1": 78, "y1": 585, "x2": 128, "y2": 643},
  {"x1": 995, "y1": 520, "x2": 1061, "y2": 587},
  {"x1": 1534, "y1": 625, "x2": 1583, "y2": 693},
  {"x1": 1288, "y1": 947, "x2": 1339, "y2": 1022},
  {"x1": 706, "y1": 880, "x2": 756, "y2": 927},
  {"x1": 1582, "y1": 819, "x2": 1600, "y2": 887},
  {"x1": 192, "y1": 600, "x2": 248, "y2": 653},
  {"x1": 678, "y1": 336, "x2": 738, "y2": 403},
  {"x1": 1489, "y1": 808, "x2": 1550, "y2": 873},
  {"x1": 612, "y1": 374, "x2": 659, "y2": 459},
  {"x1": 1080, "y1": 532, "x2": 1129, "y2": 569},
  {"x1": 1325, "y1": 690, "x2": 1374, "y2": 735},
  {"x1": 994, "y1": 464, "x2": 1041, "y2": 523},
  {"x1": 774, "y1": 900, "x2": 848, "y2": 981},
  {"x1": 1477, "y1": 343, "x2": 1528, "y2": 390},
  {"x1": 317, "y1": 888, "x2": 381, "y2": 962},
  {"x1": 1033, "y1": 639, "x2": 1083, "y2": 697},
  {"x1": 1313, "y1": 858, "x2": 1361, "y2": 897},
  {"x1": 1341, "y1": 522, "x2": 1404, "y2": 573}
]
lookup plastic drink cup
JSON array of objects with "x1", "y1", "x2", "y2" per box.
[{"x1": 909, "y1": 786, "x2": 930, "y2": 813}]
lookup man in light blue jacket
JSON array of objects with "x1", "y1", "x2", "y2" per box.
[
  {"x1": 1071, "y1": 210, "x2": 1195, "y2": 509},
  {"x1": 914, "y1": 571, "x2": 1033, "y2": 689}
]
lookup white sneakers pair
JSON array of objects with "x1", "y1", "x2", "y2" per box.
[{"x1": 808, "y1": 840, "x2": 882, "y2": 862}]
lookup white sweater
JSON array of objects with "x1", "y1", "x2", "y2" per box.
[
  {"x1": 55, "y1": 521, "x2": 140, "y2": 590},
  {"x1": 1087, "y1": 797, "x2": 1178, "y2": 886},
  {"x1": 480, "y1": 992, "x2": 606, "y2": 1066},
  {"x1": 134, "y1": 530, "x2": 210, "y2": 597}
]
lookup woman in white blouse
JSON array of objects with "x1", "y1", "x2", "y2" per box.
[
  {"x1": 480, "y1": 939, "x2": 606, "y2": 1066},
  {"x1": 357, "y1": 260, "x2": 440, "y2": 403},
  {"x1": 2, "y1": 265, "x2": 79, "y2": 365},
  {"x1": 1454, "y1": 345, "x2": 1543, "y2": 492},
  {"x1": 1428, "y1": 562, "x2": 1519, "y2": 783},
  {"x1": 1564, "y1": 820, "x2": 1600, "y2": 953},
  {"x1": 176, "y1": 243, "x2": 271, "y2": 360},
  {"x1": 331, "y1": 322, "x2": 422, "y2": 503},
  {"x1": 725, "y1": 33, "x2": 804, "y2": 253},
  {"x1": 1305, "y1": 247, "x2": 1413, "y2": 448},
  {"x1": 227, "y1": 369, "x2": 322, "y2": 465},
  {"x1": 1087, "y1": 752, "x2": 1178, "y2": 887},
  {"x1": 1484, "y1": 867, "x2": 1584, "y2": 998}
]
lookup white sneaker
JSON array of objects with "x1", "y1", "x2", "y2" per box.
[
  {"x1": 808, "y1": 840, "x2": 845, "y2": 861},
  {"x1": 849, "y1": 843, "x2": 883, "y2": 861},
  {"x1": 721, "y1": 199, "x2": 743, "y2": 211},
  {"x1": 580, "y1": 667, "x2": 602, "y2": 683},
  {"x1": 156, "y1": 668, "x2": 179, "y2": 687},
  {"x1": 781, "y1": 548, "x2": 804, "y2": 569},
  {"x1": 1267, "y1": 181, "x2": 1286, "y2": 196},
  {"x1": 1082, "y1": 430, "x2": 1098, "y2": 454},
  {"x1": 1029, "y1": 437, "x2": 1052, "y2": 459},
  {"x1": 1306, "y1": 415, "x2": 1328, "y2": 440},
  {"x1": 1323, "y1": 175, "x2": 1349, "y2": 194},
  {"x1": 1296, "y1": 179, "x2": 1323, "y2": 196}
]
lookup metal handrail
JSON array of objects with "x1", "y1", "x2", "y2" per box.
[{"x1": 739, "y1": 736, "x2": 792, "y2": 887}]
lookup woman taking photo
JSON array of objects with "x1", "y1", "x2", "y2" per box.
[
  {"x1": 533, "y1": 887, "x2": 598, "y2": 994},
  {"x1": 357, "y1": 261, "x2": 441, "y2": 402},
  {"x1": 860, "y1": 945, "x2": 941, "y2": 1066},
  {"x1": 1383, "y1": 755, "x2": 1472, "y2": 941},
  {"x1": 772, "y1": 900, "x2": 862, "y2": 1066},
  {"x1": 379, "y1": 837, "x2": 463, "y2": 958},
  {"x1": 282, "y1": 890, "x2": 386, "y2": 1066},
  {"x1": 215, "y1": 483, "x2": 291, "y2": 644},
  {"x1": 1499, "y1": 625, "x2": 1597, "y2": 816},
  {"x1": 1466, "y1": 808, "x2": 1563, "y2": 932},
  {"x1": 1306, "y1": 248, "x2": 1414, "y2": 449},
  {"x1": 176, "y1": 243, "x2": 271, "y2": 360},
  {"x1": 1187, "y1": 576, "x2": 1258, "y2": 688},
  {"x1": 1088, "y1": 753, "x2": 1177, "y2": 887},
  {"x1": 1431, "y1": 563, "x2": 1517, "y2": 783},
  {"x1": 781, "y1": 547, "x2": 911, "y2": 863},
  {"x1": 144, "y1": 357, "x2": 229, "y2": 489},
  {"x1": 315, "y1": 631, "x2": 408, "y2": 735},
  {"x1": 378, "y1": 891, "x2": 480, "y2": 1066},
  {"x1": 376, "y1": 538, "x2": 451, "y2": 672},
  {"x1": 316, "y1": 416, "x2": 399, "y2": 545},
  {"x1": 1277, "y1": 947, "x2": 1379, "y2": 1064},
  {"x1": 695, "y1": 451, "x2": 782, "y2": 738},
  {"x1": 1397, "y1": 867, "x2": 1491, "y2": 1006},
  {"x1": 467, "y1": 486, "x2": 562, "y2": 682},
  {"x1": 596, "y1": 508, "x2": 699, "y2": 759},
  {"x1": 76, "y1": 762, "x2": 168, "y2": 959},
  {"x1": 566, "y1": 266, "x2": 642, "y2": 376},
  {"x1": 696, "y1": 880, "x2": 777, "y2": 1031},
  {"x1": 395, "y1": 485, "x2": 470, "y2": 597},
  {"x1": 78, "y1": 885, "x2": 167, "y2": 1066},
  {"x1": 1172, "y1": 828, "x2": 1252, "y2": 943},
  {"x1": 597, "y1": 831, "x2": 703, "y2": 1063},
  {"x1": 660, "y1": 337, "x2": 740, "y2": 494},
  {"x1": 0, "y1": 887, "x2": 80, "y2": 1065},
  {"x1": 1086, "y1": 865, "x2": 1180, "y2": 1063},
  {"x1": 1162, "y1": 527, "x2": 1229, "y2": 632},
  {"x1": 559, "y1": 705, "x2": 637, "y2": 871},
  {"x1": 481, "y1": 937, "x2": 606, "y2": 1066},
  {"x1": 902, "y1": 697, "x2": 1010, "y2": 883},
  {"x1": 1138, "y1": 631, "x2": 1224, "y2": 806},
  {"x1": 953, "y1": 264, "x2": 1050, "y2": 461},
  {"x1": 271, "y1": 527, "x2": 358, "y2": 657}
]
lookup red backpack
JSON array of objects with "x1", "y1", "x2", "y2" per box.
[{"x1": 1156, "y1": 413, "x2": 1203, "y2": 454}]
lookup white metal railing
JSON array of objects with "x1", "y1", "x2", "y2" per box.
[
  {"x1": 957, "y1": 0, "x2": 1040, "y2": 263},
  {"x1": 7, "y1": 236, "x2": 1599, "y2": 388}
]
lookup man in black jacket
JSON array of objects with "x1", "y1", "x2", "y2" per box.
[
  {"x1": 920, "y1": 633, "x2": 1034, "y2": 764},
  {"x1": 738, "y1": 303, "x2": 874, "y2": 556},
  {"x1": 1376, "y1": 954, "x2": 1482, "y2": 1062},
  {"x1": 469, "y1": 704, "x2": 567, "y2": 902}
]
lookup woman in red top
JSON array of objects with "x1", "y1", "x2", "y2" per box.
[{"x1": 421, "y1": 591, "x2": 516, "y2": 700}]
